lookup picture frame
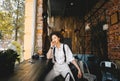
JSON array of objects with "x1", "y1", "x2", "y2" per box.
[{"x1": 110, "y1": 12, "x2": 119, "y2": 25}]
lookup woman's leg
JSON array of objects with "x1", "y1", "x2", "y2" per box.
[
  {"x1": 61, "y1": 68, "x2": 75, "y2": 81},
  {"x1": 44, "y1": 69, "x2": 60, "y2": 81},
  {"x1": 64, "y1": 72, "x2": 71, "y2": 81}
]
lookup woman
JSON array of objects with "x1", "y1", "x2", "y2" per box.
[{"x1": 45, "y1": 31, "x2": 82, "y2": 81}]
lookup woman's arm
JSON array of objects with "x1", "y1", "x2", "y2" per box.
[
  {"x1": 71, "y1": 59, "x2": 82, "y2": 78},
  {"x1": 46, "y1": 48, "x2": 53, "y2": 59},
  {"x1": 47, "y1": 41, "x2": 55, "y2": 59},
  {"x1": 65, "y1": 44, "x2": 82, "y2": 78}
]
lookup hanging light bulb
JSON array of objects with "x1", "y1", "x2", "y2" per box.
[
  {"x1": 85, "y1": 23, "x2": 90, "y2": 31},
  {"x1": 103, "y1": 24, "x2": 108, "y2": 30}
]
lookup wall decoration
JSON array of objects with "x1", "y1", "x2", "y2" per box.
[{"x1": 110, "y1": 12, "x2": 119, "y2": 25}]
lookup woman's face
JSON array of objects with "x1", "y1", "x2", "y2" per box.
[{"x1": 51, "y1": 34, "x2": 60, "y2": 45}]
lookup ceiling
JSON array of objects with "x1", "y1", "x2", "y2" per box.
[{"x1": 48, "y1": 0, "x2": 99, "y2": 18}]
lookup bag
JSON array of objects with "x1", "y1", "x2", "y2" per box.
[
  {"x1": 32, "y1": 54, "x2": 39, "y2": 60},
  {"x1": 69, "y1": 62, "x2": 78, "y2": 80}
]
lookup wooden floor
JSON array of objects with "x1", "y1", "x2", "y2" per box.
[
  {"x1": 0, "y1": 58, "x2": 119, "y2": 81},
  {"x1": 0, "y1": 58, "x2": 49, "y2": 81}
]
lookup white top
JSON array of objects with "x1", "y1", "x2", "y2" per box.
[{"x1": 53, "y1": 43, "x2": 75, "y2": 64}]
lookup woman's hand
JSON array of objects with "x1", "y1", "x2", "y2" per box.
[
  {"x1": 77, "y1": 70, "x2": 82, "y2": 78},
  {"x1": 50, "y1": 41, "x2": 55, "y2": 47}
]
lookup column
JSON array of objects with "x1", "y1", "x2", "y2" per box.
[{"x1": 24, "y1": 0, "x2": 37, "y2": 60}]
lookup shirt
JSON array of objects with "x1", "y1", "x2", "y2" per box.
[{"x1": 53, "y1": 43, "x2": 75, "y2": 64}]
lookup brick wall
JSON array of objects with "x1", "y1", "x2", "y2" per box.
[
  {"x1": 35, "y1": 0, "x2": 43, "y2": 52},
  {"x1": 106, "y1": 1, "x2": 120, "y2": 60},
  {"x1": 86, "y1": 0, "x2": 120, "y2": 60}
]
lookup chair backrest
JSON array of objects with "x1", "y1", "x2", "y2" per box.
[
  {"x1": 77, "y1": 60, "x2": 90, "y2": 74},
  {"x1": 100, "y1": 61, "x2": 117, "y2": 74},
  {"x1": 77, "y1": 60, "x2": 96, "y2": 81},
  {"x1": 100, "y1": 61, "x2": 117, "y2": 69}
]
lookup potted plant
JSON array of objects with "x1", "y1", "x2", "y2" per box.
[
  {"x1": 8, "y1": 40, "x2": 22, "y2": 63},
  {"x1": 0, "y1": 49, "x2": 19, "y2": 76}
]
